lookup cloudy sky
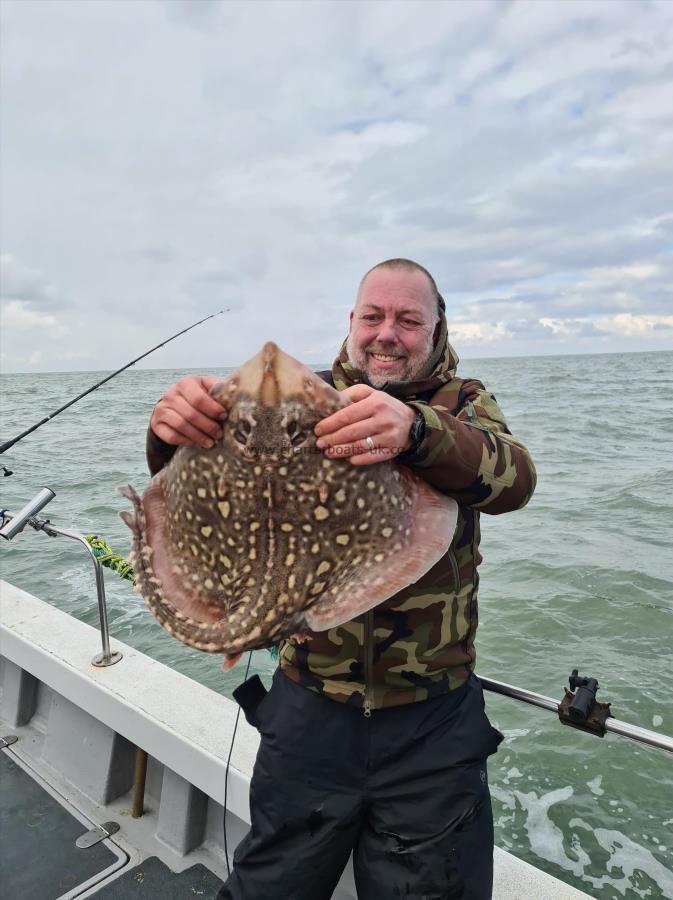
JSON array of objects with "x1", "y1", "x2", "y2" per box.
[{"x1": 1, "y1": 0, "x2": 672, "y2": 373}]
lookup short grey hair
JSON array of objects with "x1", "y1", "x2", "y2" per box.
[{"x1": 358, "y1": 258, "x2": 442, "y2": 319}]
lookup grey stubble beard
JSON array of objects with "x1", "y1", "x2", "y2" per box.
[{"x1": 345, "y1": 330, "x2": 435, "y2": 388}]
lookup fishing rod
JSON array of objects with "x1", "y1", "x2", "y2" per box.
[{"x1": 0, "y1": 309, "x2": 228, "y2": 457}]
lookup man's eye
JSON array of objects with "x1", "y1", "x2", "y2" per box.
[
  {"x1": 362, "y1": 315, "x2": 380, "y2": 322},
  {"x1": 401, "y1": 319, "x2": 420, "y2": 327}
]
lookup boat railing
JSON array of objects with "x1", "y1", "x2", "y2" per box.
[
  {"x1": 480, "y1": 675, "x2": 673, "y2": 755},
  {"x1": 2, "y1": 490, "x2": 671, "y2": 754},
  {"x1": 0, "y1": 487, "x2": 122, "y2": 667}
]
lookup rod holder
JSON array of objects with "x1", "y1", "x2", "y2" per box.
[
  {"x1": 0, "y1": 498, "x2": 122, "y2": 667},
  {"x1": 0, "y1": 488, "x2": 55, "y2": 540},
  {"x1": 480, "y1": 675, "x2": 673, "y2": 755}
]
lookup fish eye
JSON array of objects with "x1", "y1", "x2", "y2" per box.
[
  {"x1": 286, "y1": 419, "x2": 307, "y2": 448},
  {"x1": 233, "y1": 419, "x2": 252, "y2": 446}
]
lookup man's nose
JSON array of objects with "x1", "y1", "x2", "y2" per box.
[{"x1": 376, "y1": 318, "x2": 398, "y2": 343}]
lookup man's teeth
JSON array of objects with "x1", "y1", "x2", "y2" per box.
[{"x1": 371, "y1": 353, "x2": 400, "y2": 362}]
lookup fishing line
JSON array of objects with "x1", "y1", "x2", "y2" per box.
[
  {"x1": 0, "y1": 309, "x2": 229, "y2": 457},
  {"x1": 223, "y1": 651, "x2": 253, "y2": 879}
]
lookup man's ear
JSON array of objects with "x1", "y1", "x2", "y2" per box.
[{"x1": 348, "y1": 309, "x2": 354, "y2": 331}]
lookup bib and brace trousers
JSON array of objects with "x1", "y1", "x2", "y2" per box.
[{"x1": 220, "y1": 668, "x2": 502, "y2": 900}]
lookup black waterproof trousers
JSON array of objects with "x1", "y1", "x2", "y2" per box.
[{"x1": 218, "y1": 669, "x2": 503, "y2": 900}]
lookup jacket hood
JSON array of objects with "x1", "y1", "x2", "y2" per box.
[{"x1": 331, "y1": 294, "x2": 460, "y2": 399}]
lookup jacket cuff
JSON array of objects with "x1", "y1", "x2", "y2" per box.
[{"x1": 146, "y1": 426, "x2": 178, "y2": 475}]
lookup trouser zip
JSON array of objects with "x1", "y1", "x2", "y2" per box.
[{"x1": 363, "y1": 610, "x2": 374, "y2": 717}]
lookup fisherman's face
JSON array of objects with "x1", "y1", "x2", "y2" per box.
[{"x1": 346, "y1": 268, "x2": 438, "y2": 387}]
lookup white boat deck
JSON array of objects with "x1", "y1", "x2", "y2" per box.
[{"x1": 0, "y1": 580, "x2": 593, "y2": 898}]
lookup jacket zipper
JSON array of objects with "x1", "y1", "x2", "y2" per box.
[
  {"x1": 363, "y1": 610, "x2": 374, "y2": 717},
  {"x1": 361, "y1": 551, "x2": 459, "y2": 717}
]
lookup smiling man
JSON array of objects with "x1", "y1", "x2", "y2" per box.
[
  {"x1": 348, "y1": 263, "x2": 439, "y2": 386},
  {"x1": 147, "y1": 258, "x2": 537, "y2": 900}
]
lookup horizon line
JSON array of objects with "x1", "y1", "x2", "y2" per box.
[{"x1": 1, "y1": 345, "x2": 671, "y2": 377}]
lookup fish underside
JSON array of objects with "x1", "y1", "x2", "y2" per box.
[{"x1": 121, "y1": 343, "x2": 458, "y2": 660}]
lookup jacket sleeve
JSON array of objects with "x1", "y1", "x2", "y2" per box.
[
  {"x1": 399, "y1": 379, "x2": 536, "y2": 515},
  {"x1": 146, "y1": 426, "x2": 178, "y2": 476}
]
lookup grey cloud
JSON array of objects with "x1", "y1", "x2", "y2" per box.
[
  {"x1": 1, "y1": 0, "x2": 672, "y2": 372},
  {"x1": 160, "y1": 0, "x2": 229, "y2": 30},
  {"x1": 125, "y1": 246, "x2": 177, "y2": 265},
  {"x1": 0, "y1": 255, "x2": 61, "y2": 309}
]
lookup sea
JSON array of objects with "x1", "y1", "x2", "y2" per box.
[{"x1": 1, "y1": 350, "x2": 672, "y2": 900}]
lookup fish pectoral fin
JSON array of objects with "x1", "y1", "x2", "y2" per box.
[
  {"x1": 303, "y1": 470, "x2": 458, "y2": 632},
  {"x1": 142, "y1": 481, "x2": 223, "y2": 626}
]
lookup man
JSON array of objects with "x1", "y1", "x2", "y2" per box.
[{"x1": 147, "y1": 259, "x2": 537, "y2": 899}]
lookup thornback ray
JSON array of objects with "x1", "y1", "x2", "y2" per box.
[{"x1": 120, "y1": 342, "x2": 458, "y2": 659}]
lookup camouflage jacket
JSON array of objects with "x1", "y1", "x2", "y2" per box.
[
  {"x1": 146, "y1": 317, "x2": 536, "y2": 713},
  {"x1": 279, "y1": 308, "x2": 536, "y2": 712}
]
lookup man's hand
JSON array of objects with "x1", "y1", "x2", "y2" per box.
[
  {"x1": 150, "y1": 376, "x2": 226, "y2": 449},
  {"x1": 314, "y1": 384, "x2": 416, "y2": 466}
]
